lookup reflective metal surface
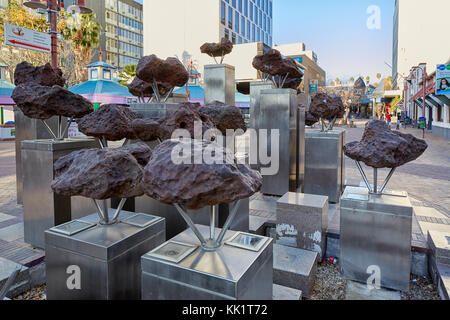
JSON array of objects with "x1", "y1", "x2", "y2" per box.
[
  {"x1": 130, "y1": 102, "x2": 180, "y2": 121},
  {"x1": 45, "y1": 210, "x2": 165, "y2": 300},
  {"x1": 340, "y1": 186, "x2": 412, "y2": 291},
  {"x1": 141, "y1": 224, "x2": 273, "y2": 300},
  {"x1": 249, "y1": 81, "x2": 275, "y2": 170},
  {"x1": 304, "y1": 129, "x2": 345, "y2": 203},
  {"x1": 258, "y1": 89, "x2": 300, "y2": 196},
  {"x1": 204, "y1": 64, "x2": 235, "y2": 105},
  {"x1": 14, "y1": 108, "x2": 67, "y2": 204},
  {"x1": 297, "y1": 106, "x2": 306, "y2": 192},
  {"x1": 21, "y1": 138, "x2": 99, "y2": 249},
  {"x1": 132, "y1": 196, "x2": 249, "y2": 240}
]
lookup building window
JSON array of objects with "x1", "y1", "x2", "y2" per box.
[
  {"x1": 224, "y1": 28, "x2": 230, "y2": 40},
  {"x1": 235, "y1": 12, "x2": 239, "y2": 32},
  {"x1": 244, "y1": 0, "x2": 248, "y2": 16},
  {"x1": 250, "y1": 3, "x2": 253, "y2": 21},
  {"x1": 228, "y1": 6, "x2": 233, "y2": 29},
  {"x1": 247, "y1": 21, "x2": 250, "y2": 40},
  {"x1": 238, "y1": 36, "x2": 242, "y2": 44},
  {"x1": 232, "y1": 32, "x2": 236, "y2": 44},
  {"x1": 269, "y1": 0, "x2": 272, "y2": 16},
  {"x1": 232, "y1": 0, "x2": 236, "y2": 8},
  {"x1": 221, "y1": 1, "x2": 226, "y2": 25},
  {"x1": 241, "y1": 16, "x2": 245, "y2": 36},
  {"x1": 252, "y1": 24, "x2": 255, "y2": 41},
  {"x1": 103, "y1": 69, "x2": 112, "y2": 80},
  {"x1": 90, "y1": 69, "x2": 98, "y2": 80}
]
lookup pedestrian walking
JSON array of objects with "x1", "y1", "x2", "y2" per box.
[{"x1": 386, "y1": 113, "x2": 392, "y2": 127}]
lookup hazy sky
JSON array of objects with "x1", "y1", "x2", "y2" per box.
[{"x1": 137, "y1": 0, "x2": 394, "y2": 84}]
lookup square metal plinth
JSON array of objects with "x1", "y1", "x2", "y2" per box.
[
  {"x1": 258, "y1": 89, "x2": 302, "y2": 196},
  {"x1": 204, "y1": 64, "x2": 235, "y2": 105},
  {"x1": 340, "y1": 187, "x2": 413, "y2": 291},
  {"x1": 304, "y1": 129, "x2": 345, "y2": 203},
  {"x1": 141, "y1": 224, "x2": 273, "y2": 300},
  {"x1": 45, "y1": 210, "x2": 165, "y2": 300},
  {"x1": 21, "y1": 138, "x2": 100, "y2": 249}
]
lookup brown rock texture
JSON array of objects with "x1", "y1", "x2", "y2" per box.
[
  {"x1": 142, "y1": 139, "x2": 262, "y2": 209},
  {"x1": 344, "y1": 120, "x2": 428, "y2": 168},
  {"x1": 14, "y1": 61, "x2": 65, "y2": 87},
  {"x1": 310, "y1": 93, "x2": 345, "y2": 120},
  {"x1": 51, "y1": 148, "x2": 145, "y2": 200},
  {"x1": 77, "y1": 104, "x2": 142, "y2": 141},
  {"x1": 12, "y1": 84, "x2": 94, "y2": 120},
  {"x1": 252, "y1": 49, "x2": 303, "y2": 79},
  {"x1": 305, "y1": 111, "x2": 318, "y2": 126},
  {"x1": 199, "y1": 101, "x2": 247, "y2": 135},
  {"x1": 120, "y1": 142, "x2": 153, "y2": 167},
  {"x1": 136, "y1": 55, "x2": 188, "y2": 88},
  {"x1": 132, "y1": 103, "x2": 215, "y2": 142},
  {"x1": 200, "y1": 38, "x2": 233, "y2": 58},
  {"x1": 128, "y1": 77, "x2": 171, "y2": 98}
]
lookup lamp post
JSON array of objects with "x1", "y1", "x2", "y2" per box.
[{"x1": 24, "y1": 0, "x2": 91, "y2": 69}]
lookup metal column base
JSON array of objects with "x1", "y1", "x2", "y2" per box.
[
  {"x1": 304, "y1": 128, "x2": 346, "y2": 203},
  {"x1": 141, "y1": 224, "x2": 273, "y2": 300},
  {"x1": 21, "y1": 138, "x2": 99, "y2": 249},
  {"x1": 340, "y1": 186, "x2": 413, "y2": 291},
  {"x1": 204, "y1": 64, "x2": 236, "y2": 106},
  {"x1": 45, "y1": 210, "x2": 165, "y2": 300}
]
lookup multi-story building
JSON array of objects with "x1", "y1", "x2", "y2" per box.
[
  {"x1": 143, "y1": 0, "x2": 273, "y2": 85},
  {"x1": 65, "y1": 0, "x2": 144, "y2": 69},
  {"x1": 274, "y1": 42, "x2": 326, "y2": 97},
  {"x1": 392, "y1": 0, "x2": 450, "y2": 90}
]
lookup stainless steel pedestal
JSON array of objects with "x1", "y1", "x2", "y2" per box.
[
  {"x1": 204, "y1": 64, "x2": 235, "y2": 105},
  {"x1": 14, "y1": 108, "x2": 67, "y2": 204},
  {"x1": 258, "y1": 89, "x2": 302, "y2": 196},
  {"x1": 130, "y1": 102, "x2": 180, "y2": 120},
  {"x1": 340, "y1": 187, "x2": 412, "y2": 291},
  {"x1": 304, "y1": 129, "x2": 345, "y2": 203},
  {"x1": 45, "y1": 210, "x2": 165, "y2": 300},
  {"x1": 21, "y1": 138, "x2": 99, "y2": 249},
  {"x1": 141, "y1": 224, "x2": 273, "y2": 300}
]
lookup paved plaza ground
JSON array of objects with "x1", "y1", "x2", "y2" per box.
[{"x1": 0, "y1": 120, "x2": 449, "y2": 299}]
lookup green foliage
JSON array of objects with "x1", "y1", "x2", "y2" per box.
[{"x1": 118, "y1": 64, "x2": 137, "y2": 86}]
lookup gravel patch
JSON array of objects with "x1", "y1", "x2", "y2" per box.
[{"x1": 13, "y1": 285, "x2": 46, "y2": 300}]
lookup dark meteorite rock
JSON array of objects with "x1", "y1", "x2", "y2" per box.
[
  {"x1": 309, "y1": 93, "x2": 345, "y2": 120},
  {"x1": 14, "y1": 61, "x2": 65, "y2": 87},
  {"x1": 132, "y1": 103, "x2": 215, "y2": 142},
  {"x1": 136, "y1": 55, "x2": 189, "y2": 88},
  {"x1": 252, "y1": 49, "x2": 303, "y2": 79},
  {"x1": 132, "y1": 118, "x2": 168, "y2": 142},
  {"x1": 305, "y1": 111, "x2": 318, "y2": 126},
  {"x1": 12, "y1": 84, "x2": 93, "y2": 120},
  {"x1": 51, "y1": 148, "x2": 144, "y2": 200},
  {"x1": 142, "y1": 139, "x2": 262, "y2": 210},
  {"x1": 77, "y1": 104, "x2": 142, "y2": 141},
  {"x1": 199, "y1": 101, "x2": 247, "y2": 135},
  {"x1": 128, "y1": 77, "x2": 171, "y2": 98},
  {"x1": 120, "y1": 142, "x2": 153, "y2": 166},
  {"x1": 200, "y1": 38, "x2": 233, "y2": 58},
  {"x1": 344, "y1": 120, "x2": 428, "y2": 168}
]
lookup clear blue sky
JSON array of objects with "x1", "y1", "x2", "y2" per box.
[
  {"x1": 136, "y1": 0, "x2": 394, "y2": 84},
  {"x1": 274, "y1": 0, "x2": 394, "y2": 84}
]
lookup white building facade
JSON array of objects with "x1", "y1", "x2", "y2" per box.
[{"x1": 143, "y1": 0, "x2": 273, "y2": 84}]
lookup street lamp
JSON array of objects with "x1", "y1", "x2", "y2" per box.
[{"x1": 23, "y1": 0, "x2": 91, "y2": 68}]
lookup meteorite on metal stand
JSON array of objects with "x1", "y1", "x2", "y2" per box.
[
  {"x1": 204, "y1": 64, "x2": 235, "y2": 106},
  {"x1": 14, "y1": 108, "x2": 67, "y2": 204},
  {"x1": 340, "y1": 162, "x2": 412, "y2": 291},
  {"x1": 304, "y1": 128, "x2": 346, "y2": 203},
  {"x1": 21, "y1": 118, "x2": 99, "y2": 249},
  {"x1": 45, "y1": 198, "x2": 165, "y2": 300},
  {"x1": 141, "y1": 200, "x2": 273, "y2": 300},
  {"x1": 258, "y1": 88, "x2": 304, "y2": 196}
]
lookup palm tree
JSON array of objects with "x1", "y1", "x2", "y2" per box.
[
  {"x1": 335, "y1": 77, "x2": 340, "y2": 85},
  {"x1": 61, "y1": 13, "x2": 101, "y2": 84},
  {"x1": 376, "y1": 73, "x2": 382, "y2": 81},
  {"x1": 350, "y1": 77, "x2": 355, "y2": 84},
  {"x1": 365, "y1": 76, "x2": 370, "y2": 84},
  {"x1": 330, "y1": 81, "x2": 335, "y2": 87},
  {"x1": 118, "y1": 64, "x2": 137, "y2": 86}
]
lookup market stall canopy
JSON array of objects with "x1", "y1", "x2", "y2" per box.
[{"x1": 68, "y1": 60, "x2": 136, "y2": 105}]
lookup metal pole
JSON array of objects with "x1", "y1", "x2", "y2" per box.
[
  {"x1": 41, "y1": 120, "x2": 58, "y2": 139},
  {"x1": 102, "y1": 200, "x2": 109, "y2": 224},
  {"x1": 174, "y1": 204, "x2": 207, "y2": 246},
  {"x1": 57, "y1": 115, "x2": 62, "y2": 139},
  {"x1": 210, "y1": 205, "x2": 216, "y2": 241},
  {"x1": 48, "y1": 0, "x2": 58, "y2": 69},
  {"x1": 373, "y1": 168, "x2": 378, "y2": 194},
  {"x1": 355, "y1": 161, "x2": 373, "y2": 193},
  {"x1": 215, "y1": 200, "x2": 242, "y2": 246},
  {"x1": 379, "y1": 167, "x2": 396, "y2": 193},
  {"x1": 112, "y1": 198, "x2": 127, "y2": 221}
]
